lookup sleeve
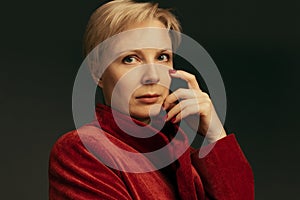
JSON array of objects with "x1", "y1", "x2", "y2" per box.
[
  {"x1": 190, "y1": 134, "x2": 255, "y2": 200},
  {"x1": 48, "y1": 131, "x2": 133, "y2": 200}
]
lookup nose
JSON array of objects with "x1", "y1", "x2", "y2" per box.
[{"x1": 141, "y1": 64, "x2": 160, "y2": 85}]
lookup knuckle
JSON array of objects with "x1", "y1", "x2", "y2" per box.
[
  {"x1": 201, "y1": 102, "x2": 211, "y2": 111},
  {"x1": 202, "y1": 92, "x2": 210, "y2": 98},
  {"x1": 176, "y1": 88, "x2": 186, "y2": 97},
  {"x1": 186, "y1": 106, "x2": 195, "y2": 114},
  {"x1": 187, "y1": 74, "x2": 196, "y2": 82},
  {"x1": 176, "y1": 88, "x2": 184, "y2": 94},
  {"x1": 181, "y1": 100, "x2": 190, "y2": 108}
]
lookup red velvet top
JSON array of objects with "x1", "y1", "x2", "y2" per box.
[{"x1": 49, "y1": 104, "x2": 254, "y2": 199}]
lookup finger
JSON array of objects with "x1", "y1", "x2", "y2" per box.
[
  {"x1": 165, "y1": 99, "x2": 198, "y2": 122},
  {"x1": 174, "y1": 104, "x2": 200, "y2": 123},
  {"x1": 166, "y1": 100, "x2": 212, "y2": 124},
  {"x1": 169, "y1": 69, "x2": 201, "y2": 90},
  {"x1": 163, "y1": 88, "x2": 198, "y2": 110}
]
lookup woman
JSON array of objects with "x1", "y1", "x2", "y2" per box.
[{"x1": 49, "y1": 0, "x2": 254, "y2": 199}]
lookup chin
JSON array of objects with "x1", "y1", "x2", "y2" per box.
[{"x1": 130, "y1": 104, "x2": 162, "y2": 119}]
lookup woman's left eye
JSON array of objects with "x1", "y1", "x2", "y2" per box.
[{"x1": 157, "y1": 54, "x2": 170, "y2": 62}]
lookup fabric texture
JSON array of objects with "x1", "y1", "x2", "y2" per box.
[{"x1": 49, "y1": 104, "x2": 254, "y2": 199}]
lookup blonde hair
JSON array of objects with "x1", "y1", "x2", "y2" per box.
[{"x1": 83, "y1": 0, "x2": 181, "y2": 57}]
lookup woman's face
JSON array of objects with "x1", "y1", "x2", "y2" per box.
[{"x1": 99, "y1": 20, "x2": 173, "y2": 123}]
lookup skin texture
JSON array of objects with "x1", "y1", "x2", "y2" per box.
[{"x1": 99, "y1": 19, "x2": 227, "y2": 143}]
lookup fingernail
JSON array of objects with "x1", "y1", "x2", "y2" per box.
[
  {"x1": 169, "y1": 69, "x2": 177, "y2": 74},
  {"x1": 163, "y1": 114, "x2": 168, "y2": 121},
  {"x1": 171, "y1": 118, "x2": 176, "y2": 123}
]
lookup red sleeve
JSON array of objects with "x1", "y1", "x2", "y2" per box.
[
  {"x1": 48, "y1": 131, "x2": 133, "y2": 200},
  {"x1": 191, "y1": 134, "x2": 255, "y2": 200}
]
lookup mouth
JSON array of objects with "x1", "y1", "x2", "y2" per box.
[{"x1": 136, "y1": 94, "x2": 161, "y2": 104}]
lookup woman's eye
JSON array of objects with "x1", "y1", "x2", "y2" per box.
[
  {"x1": 122, "y1": 56, "x2": 138, "y2": 64},
  {"x1": 157, "y1": 54, "x2": 170, "y2": 62}
]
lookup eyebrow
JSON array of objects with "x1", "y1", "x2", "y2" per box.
[{"x1": 118, "y1": 48, "x2": 173, "y2": 55}]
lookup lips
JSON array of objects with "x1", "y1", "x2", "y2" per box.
[{"x1": 136, "y1": 94, "x2": 160, "y2": 104}]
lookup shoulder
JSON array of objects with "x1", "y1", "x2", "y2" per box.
[
  {"x1": 48, "y1": 126, "x2": 133, "y2": 199},
  {"x1": 49, "y1": 124, "x2": 114, "y2": 167},
  {"x1": 49, "y1": 125, "x2": 126, "y2": 176},
  {"x1": 51, "y1": 122, "x2": 127, "y2": 149},
  {"x1": 50, "y1": 123, "x2": 177, "y2": 173},
  {"x1": 49, "y1": 124, "x2": 146, "y2": 172},
  {"x1": 50, "y1": 125, "x2": 102, "y2": 153}
]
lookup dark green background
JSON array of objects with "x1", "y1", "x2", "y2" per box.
[{"x1": 1, "y1": 0, "x2": 299, "y2": 199}]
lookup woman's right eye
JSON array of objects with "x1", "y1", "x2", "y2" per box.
[{"x1": 122, "y1": 55, "x2": 139, "y2": 64}]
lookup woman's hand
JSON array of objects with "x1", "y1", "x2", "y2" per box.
[{"x1": 163, "y1": 70, "x2": 227, "y2": 143}]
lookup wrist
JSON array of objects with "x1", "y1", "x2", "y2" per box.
[{"x1": 205, "y1": 128, "x2": 227, "y2": 143}]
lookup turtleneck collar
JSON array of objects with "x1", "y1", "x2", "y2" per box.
[
  {"x1": 88, "y1": 104, "x2": 198, "y2": 200},
  {"x1": 92, "y1": 104, "x2": 188, "y2": 153}
]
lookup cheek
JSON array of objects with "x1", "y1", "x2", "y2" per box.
[
  {"x1": 101, "y1": 71, "x2": 122, "y2": 104},
  {"x1": 110, "y1": 70, "x2": 142, "y2": 108},
  {"x1": 118, "y1": 76, "x2": 141, "y2": 94},
  {"x1": 158, "y1": 68, "x2": 172, "y2": 89}
]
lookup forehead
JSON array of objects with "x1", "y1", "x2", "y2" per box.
[
  {"x1": 110, "y1": 27, "x2": 172, "y2": 54},
  {"x1": 116, "y1": 19, "x2": 171, "y2": 50}
]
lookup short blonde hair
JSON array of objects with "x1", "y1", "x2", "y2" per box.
[{"x1": 83, "y1": 0, "x2": 181, "y2": 57}]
